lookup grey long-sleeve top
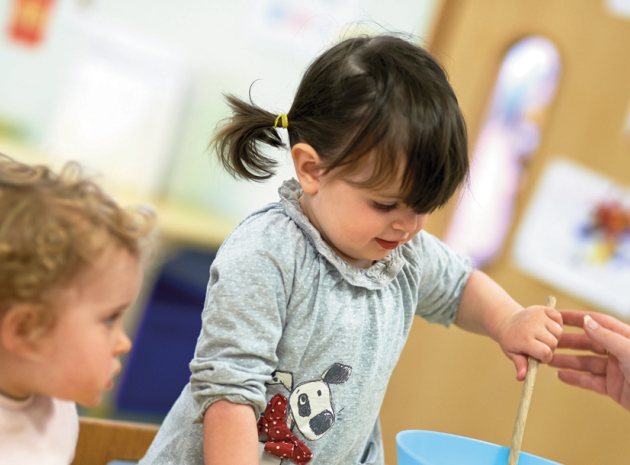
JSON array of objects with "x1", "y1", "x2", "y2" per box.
[{"x1": 139, "y1": 179, "x2": 472, "y2": 465}]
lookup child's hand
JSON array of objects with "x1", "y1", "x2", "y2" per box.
[{"x1": 496, "y1": 305, "x2": 563, "y2": 381}]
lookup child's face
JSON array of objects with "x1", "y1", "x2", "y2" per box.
[
  {"x1": 34, "y1": 244, "x2": 142, "y2": 406},
  {"x1": 302, "y1": 163, "x2": 429, "y2": 268}
]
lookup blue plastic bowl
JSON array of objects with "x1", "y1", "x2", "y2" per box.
[{"x1": 397, "y1": 430, "x2": 562, "y2": 465}]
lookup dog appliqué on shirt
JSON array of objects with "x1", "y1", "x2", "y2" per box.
[{"x1": 258, "y1": 362, "x2": 352, "y2": 465}]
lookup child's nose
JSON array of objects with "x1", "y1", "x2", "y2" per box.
[
  {"x1": 115, "y1": 329, "x2": 133, "y2": 355},
  {"x1": 393, "y1": 210, "x2": 428, "y2": 234}
]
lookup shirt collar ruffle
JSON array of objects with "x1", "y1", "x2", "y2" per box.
[{"x1": 278, "y1": 179, "x2": 405, "y2": 290}]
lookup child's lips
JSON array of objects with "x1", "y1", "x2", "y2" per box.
[
  {"x1": 106, "y1": 365, "x2": 121, "y2": 390},
  {"x1": 376, "y1": 238, "x2": 400, "y2": 250}
]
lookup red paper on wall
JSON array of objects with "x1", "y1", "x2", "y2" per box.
[{"x1": 8, "y1": 0, "x2": 54, "y2": 46}]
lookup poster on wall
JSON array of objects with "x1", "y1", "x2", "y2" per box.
[{"x1": 512, "y1": 158, "x2": 630, "y2": 317}]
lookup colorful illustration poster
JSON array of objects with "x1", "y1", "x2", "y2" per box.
[{"x1": 513, "y1": 159, "x2": 630, "y2": 317}]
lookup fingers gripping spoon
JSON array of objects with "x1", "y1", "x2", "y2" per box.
[{"x1": 507, "y1": 296, "x2": 556, "y2": 465}]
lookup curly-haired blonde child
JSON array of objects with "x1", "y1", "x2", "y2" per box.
[{"x1": 0, "y1": 154, "x2": 155, "y2": 465}]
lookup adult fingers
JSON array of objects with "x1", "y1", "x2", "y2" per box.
[
  {"x1": 589, "y1": 313, "x2": 630, "y2": 338},
  {"x1": 558, "y1": 309, "x2": 590, "y2": 328},
  {"x1": 557, "y1": 332, "x2": 605, "y2": 353},
  {"x1": 549, "y1": 353, "x2": 607, "y2": 375},
  {"x1": 557, "y1": 370, "x2": 607, "y2": 395},
  {"x1": 584, "y1": 316, "x2": 630, "y2": 361}
]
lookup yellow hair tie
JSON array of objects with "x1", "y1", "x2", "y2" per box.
[{"x1": 273, "y1": 113, "x2": 289, "y2": 129}]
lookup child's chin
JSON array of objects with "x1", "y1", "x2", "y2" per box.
[
  {"x1": 374, "y1": 250, "x2": 392, "y2": 260},
  {"x1": 76, "y1": 393, "x2": 102, "y2": 408}
]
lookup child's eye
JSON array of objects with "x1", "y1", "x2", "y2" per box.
[
  {"x1": 372, "y1": 202, "x2": 397, "y2": 212},
  {"x1": 103, "y1": 312, "x2": 122, "y2": 327}
]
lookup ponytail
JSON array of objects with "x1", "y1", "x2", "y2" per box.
[{"x1": 212, "y1": 94, "x2": 286, "y2": 181}]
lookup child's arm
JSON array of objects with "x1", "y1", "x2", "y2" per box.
[
  {"x1": 454, "y1": 270, "x2": 563, "y2": 381},
  {"x1": 203, "y1": 400, "x2": 259, "y2": 465}
]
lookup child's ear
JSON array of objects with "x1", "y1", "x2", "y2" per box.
[
  {"x1": 0, "y1": 304, "x2": 48, "y2": 359},
  {"x1": 291, "y1": 143, "x2": 323, "y2": 195}
]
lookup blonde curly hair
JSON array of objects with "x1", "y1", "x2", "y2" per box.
[{"x1": 0, "y1": 154, "x2": 156, "y2": 316}]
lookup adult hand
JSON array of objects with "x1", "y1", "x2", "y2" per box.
[{"x1": 550, "y1": 310, "x2": 630, "y2": 410}]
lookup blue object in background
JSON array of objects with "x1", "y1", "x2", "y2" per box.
[
  {"x1": 396, "y1": 430, "x2": 562, "y2": 465},
  {"x1": 115, "y1": 248, "x2": 216, "y2": 417}
]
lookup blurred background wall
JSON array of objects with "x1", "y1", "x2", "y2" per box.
[{"x1": 0, "y1": 0, "x2": 438, "y2": 219}]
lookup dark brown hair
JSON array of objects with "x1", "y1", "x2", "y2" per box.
[
  {"x1": 0, "y1": 154, "x2": 155, "y2": 314},
  {"x1": 213, "y1": 34, "x2": 468, "y2": 213}
]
